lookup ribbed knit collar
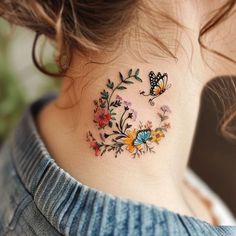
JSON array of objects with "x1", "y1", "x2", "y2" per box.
[{"x1": 11, "y1": 94, "x2": 236, "y2": 236}]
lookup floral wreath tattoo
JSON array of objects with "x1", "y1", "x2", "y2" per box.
[{"x1": 86, "y1": 69, "x2": 171, "y2": 158}]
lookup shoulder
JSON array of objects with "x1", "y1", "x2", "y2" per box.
[
  {"x1": 0, "y1": 102, "x2": 60, "y2": 235},
  {"x1": 185, "y1": 168, "x2": 236, "y2": 226},
  {"x1": 0, "y1": 135, "x2": 30, "y2": 234}
]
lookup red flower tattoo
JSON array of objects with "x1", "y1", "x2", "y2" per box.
[
  {"x1": 90, "y1": 141, "x2": 101, "y2": 156},
  {"x1": 94, "y1": 108, "x2": 111, "y2": 128}
]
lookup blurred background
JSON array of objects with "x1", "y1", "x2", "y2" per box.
[
  {"x1": 0, "y1": 19, "x2": 236, "y2": 217},
  {"x1": 0, "y1": 19, "x2": 58, "y2": 144}
]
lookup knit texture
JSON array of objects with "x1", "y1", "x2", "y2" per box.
[{"x1": 1, "y1": 94, "x2": 235, "y2": 235}]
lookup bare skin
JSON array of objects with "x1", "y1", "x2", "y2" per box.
[{"x1": 36, "y1": 0, "x2": 235, "y2": 225}]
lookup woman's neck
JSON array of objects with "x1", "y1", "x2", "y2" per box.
[
  {"x1": 35, "y1": 0, "x2": 235, "y2": 224},
  {"x1": 37, "y1": 51, "x2": 210, "y2": 217}
]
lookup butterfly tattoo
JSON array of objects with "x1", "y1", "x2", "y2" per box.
[
  {"x1": 133, "y1": 129, "x2": 151, "y2": 146},
  {"x1": 140, "y1": 71, "x2": 171, "y2": 106}
]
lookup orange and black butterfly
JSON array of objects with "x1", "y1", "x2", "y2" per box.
[{"x1": 140, "y1": 71, "x2": 171, "y2": 105}]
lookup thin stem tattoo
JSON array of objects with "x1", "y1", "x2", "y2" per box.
[
  {"x1": 140, "y1": 71, "x2": 171, "y2": 106},
  {"x1": 86, "y1": 69, "x2": 171, "y2": 158}
]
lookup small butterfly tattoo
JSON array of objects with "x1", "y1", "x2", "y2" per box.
[
  {"x1": 140, "y1": 71, "x2": 171, "y2": 106},
  {"x1": 133, "y1": 129, "x2": 151, "y2": 146}
]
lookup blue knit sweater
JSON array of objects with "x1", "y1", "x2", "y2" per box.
[{"x1": 0, "y1": 94, "x2": 235, "y2": 236}]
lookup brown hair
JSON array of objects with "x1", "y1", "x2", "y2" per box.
[
  {"x1": 0, "y1": 0, "x2": 234, "y2": 74},
  {"x1": 0, "y1": 1, "x2": 140, "y2": 76},
  {"x1": 0, "y1": 0, "x2": 236, "y2": 139},
  {"x1": 207, "y1": 76, "x2": 236, "y2": 142}
]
